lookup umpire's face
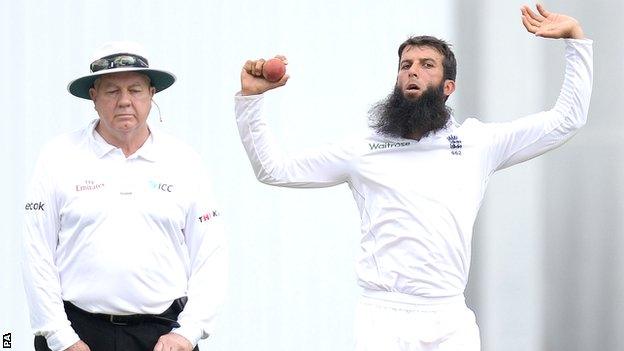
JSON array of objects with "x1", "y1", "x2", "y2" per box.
[{"x1": 88, "y1": 71, "x2": 155, "y2": 139}]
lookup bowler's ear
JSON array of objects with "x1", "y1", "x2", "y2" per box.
[
  {"x1": 443, "y1": 79, "x2": 456, "y2": 97},
  {"x1": 150, "y1": 86, "x2": 156, "y2": 97}
]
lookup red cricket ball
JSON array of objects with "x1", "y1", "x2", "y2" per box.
[{"x1": 262, "y1": 58, "x2": 286, "y2": 82}]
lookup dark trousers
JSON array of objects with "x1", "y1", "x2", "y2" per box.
[{"x1": 34, "y1": 299, "x2": 199, "y2": 351}]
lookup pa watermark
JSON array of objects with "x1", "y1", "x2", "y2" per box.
[{"x1": 2, "y1": 333, "x2": 11, "y2": 348}]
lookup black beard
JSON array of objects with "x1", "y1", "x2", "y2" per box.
[{"x1": 369, "y1": 83, "x2": 452, "y2": 139}]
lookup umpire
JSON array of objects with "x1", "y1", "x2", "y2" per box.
[{"x1": 22, "y1": 41, "x2": 227, "y2": 351}]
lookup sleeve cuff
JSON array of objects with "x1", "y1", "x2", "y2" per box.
[
  {"x1": 234, "y1": 92, "x2": 264, "y2": 99},
  {"x1": 171, "y1": 323, "x2": 206, "y2": 348},
  {"x1": 45, "y1": 326, "x2": 80, "y2": 351},
  {"x1": 565, "y1": 38, "x2": 593, "y2": 45}
]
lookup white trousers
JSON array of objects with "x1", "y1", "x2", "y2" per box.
[{"x1": 354, "y1": 294, "x2": 481, "y2": 351}]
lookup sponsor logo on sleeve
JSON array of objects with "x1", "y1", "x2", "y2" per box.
[
  {"x1": 198, "y1": 210, "x2": 220, "y2": 223},
  {"x1": 24, "y1": 202, "x2": 45, "y2": 211}
]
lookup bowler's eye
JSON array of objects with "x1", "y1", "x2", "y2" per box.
[
  {"x1": 423, "y1": 62, "x2": 434, "y2": 68},
  {"x1": 106, "y1": 89, "x2": 119, "y2": 95},
  {"x1": 400, "y1": 62, "x2": 411, "y2": 70}
]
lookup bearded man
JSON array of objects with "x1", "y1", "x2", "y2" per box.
[{"x1": 233, "y1": 4, "x2": 592, "y2": 351}]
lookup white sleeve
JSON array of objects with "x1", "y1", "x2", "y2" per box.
[
  {"x1": 21, "y1": 151, "x2": 80, "y2": 351},
  {"x1": 487, "y1": 38, "x2": 593, "y2": 172},
  {"x1": 234, "y1": 93, "x2": 353, "y2": 187},
  {"x1": 172, "y1": 166, "x2": 228, "y2": 346}
]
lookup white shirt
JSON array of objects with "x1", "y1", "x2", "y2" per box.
[
  {"x1": 22, "y1": 120, "x2": 227, "y2": 351},
  {"x1": 235, "y1": 39, "x2": 592, "y2": 304}
]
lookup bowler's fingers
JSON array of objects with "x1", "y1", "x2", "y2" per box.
[
  {"x1": 523, "y1": 5, "x2": 545, "y2": 22},
  {"x1": 521, "y1": 7, "x2": 541, "y2": 28},
  {"x1": 242, "y1": 60, "x2": 255, "y2": 76},
  {"x1": 262, "y1": 74, "x2": 290, "y2": 92},
  {"x1": 521, "y1": 11, "x2": 539, "y2": 33},
  {"x1": 253, "y1": 59, "x2": 265, "y2": 76},
  {"x1": 535, "y1": 3, "x2": 552, "y2": 18},
  {"x1": 243, "y1": 59, "x2": 266, "y2": 77},
  {"x1": 275, "y1": 74, "x2": 290, "y2": 87},
  {"x1": 534, "y1": 24, "x2": 561, "y2": 38},
  {"x1": 261, "y1": 74, "x2": 290, "y2": 91},
  {"x1": 274, "y1": 55, "x2": 288, "y2": 65}
]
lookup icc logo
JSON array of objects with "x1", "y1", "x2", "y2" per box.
[{"x1": 148, "y1": 180, "x2": 174, "y2": 192}]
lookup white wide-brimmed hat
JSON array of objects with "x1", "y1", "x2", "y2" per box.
[{"x1": 68, "y1": 41, "x2": 176, "y2": 100}]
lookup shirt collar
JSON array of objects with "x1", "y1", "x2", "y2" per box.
[
  {"x1": 87, "y1": 119, "x2": 159, "y2": 162},
  {"x1": 448, "y1": 115, "x2": 459, "y2": 129},
  {"x1": 135, "y1": 130, "x2": 158, "y2": 162}
]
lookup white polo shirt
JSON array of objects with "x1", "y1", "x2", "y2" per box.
[
  {"x1": 22, "y1": 120, "x2": 227, "y2": 351},
  {"x1": 234, "y1": 39, "x2": 592, "y2": 304}
]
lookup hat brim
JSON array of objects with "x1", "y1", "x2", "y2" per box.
[{"x1": 67, "y1": 67, "x2": 176, "y2": 100}]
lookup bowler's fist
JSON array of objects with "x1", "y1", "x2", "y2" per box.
[{"x1": 241, "y1": 55, "x2": 289, "y2": 96}]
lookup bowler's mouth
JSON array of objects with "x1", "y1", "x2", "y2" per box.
[{"x1": 406, "y1": 83, "x2": 421, "y2": 92}]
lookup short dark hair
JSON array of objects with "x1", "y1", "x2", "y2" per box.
[{"x1": 397, "y1": 36, "x2": 457, "y2": 82}]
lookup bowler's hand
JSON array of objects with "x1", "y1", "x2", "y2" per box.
[
  {"x1": 521, "y1": 4, "x2": 584, "y2": 39},
  {"x1": 153, "y1": 333, "x2": 193, "y2": 351},
  {"x1": 240, "y1": 55, "x2": 289, "y2": 96},
  {"x1": 64, "y1": 340, "x2": 91, "y2": 351}
]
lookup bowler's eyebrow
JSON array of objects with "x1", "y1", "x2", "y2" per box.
[{"x1": 400, "y1": 57, "x2": 438, "y2": 65}]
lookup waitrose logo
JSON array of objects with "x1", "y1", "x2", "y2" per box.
[{"x1": 368, "y1": 141, "x2": 411, "y2": 150}]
